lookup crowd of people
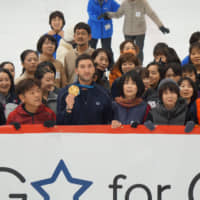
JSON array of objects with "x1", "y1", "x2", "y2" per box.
[{"x1": 0, "y1": 7, "x2": 200, "y2": 132}]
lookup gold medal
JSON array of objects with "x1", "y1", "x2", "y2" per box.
[{"x1": 68, "y1": 85, "x2": 80, "y2": 96}]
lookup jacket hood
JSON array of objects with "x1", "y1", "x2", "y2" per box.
[{"x1": 63, "y1": 25, "x2": 74, "y2": 42}]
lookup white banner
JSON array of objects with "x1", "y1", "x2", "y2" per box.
[{"x1": 0, "y1": 133, "x2": 200, "y2": 200}]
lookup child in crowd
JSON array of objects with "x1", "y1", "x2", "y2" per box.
[
  {"x1": 178, "y1": 77, "x2": 198, "y2": 109},
  {"x1": 91, "y1": 48, "x2": 112, "y2": 90},
  {"x1": 37, "y1": 34, "x2": 67, "y2": 88},
  {"x1": 146, "y1": 79, "x2": 192, "y2": 125},
  {"x1": 182, "y1": 64, "x2": 200, "y2": 97},
  {"x1": 47, "y1": 10, "x2": 65, "y2": 58},
  {"x1": 0, "y1": 61, "x2": 15, "y2": 79},
  {"x1": 182, "y1": 31, "x2": 200, "y2": 66},
  {"x1": 7, "y1": 79, "x2": 56, "y2": 124},
  {"x1": 164, "y1": 62, "x2": 182, "y2": 83},
  {"x1": 15, "y1": 50, "x2": 39, "y2": 85},
  {"x1": 109, "y1": 40, "x2": 139, "y2": 86},
  {"x1": 143, "y1": 62, "x2": 164, "y2": 108},
  {"x1": 35, "y1": 62, "x2": 57, "y2": 114},
  {"x1": 111, "y1": 53, "x2": 140, "y2": 98},
  {"x1": 112, "y1": 70, "x2": 150, "y2": 128},
  {"x1": 189, "y1": 42, "x2": 200, "y2": 75}
]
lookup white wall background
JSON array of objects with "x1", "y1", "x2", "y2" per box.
[{"x1": 0, "y1": 0, "x2": 200, "y2": 78}]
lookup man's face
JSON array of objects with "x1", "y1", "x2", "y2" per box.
[
  {"x1": 75, "y1": 59, "x2": 95, "y2": 83},
  {"x1": 74, "y1": 29, "x2": 91, "y2": 46}
]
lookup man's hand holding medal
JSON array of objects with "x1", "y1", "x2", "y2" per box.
[{"x1": 65, "y1": 85, "x2": 80, "y2": 113}]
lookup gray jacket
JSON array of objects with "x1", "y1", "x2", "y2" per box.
[{"x1": 107, "y1": 0, "x2": 163, "y2": 35}]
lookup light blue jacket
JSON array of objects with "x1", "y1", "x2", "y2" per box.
[{"x1": 87, "y1": 0, "x2": 119, "y2": 39}]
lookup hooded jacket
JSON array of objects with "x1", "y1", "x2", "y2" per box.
[
  {"x1": 146, "y1": 98, "x2": 191, "y2": 125},
  {"x1": 87, "y1": 0, "x2": 120, "y2": 39},
  {"x1": 7, "y1": 104, "x2": 56, "y2": 125}
]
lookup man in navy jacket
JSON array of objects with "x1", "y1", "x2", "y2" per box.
[{"x1": 56, "y1": 54, "x2": 112, "y2": 125}]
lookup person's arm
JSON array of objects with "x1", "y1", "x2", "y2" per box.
[
  {"x1": 143, "y1": 0, "x2": 163, "y2": 27},
  {"x1": 87, "y1": 0, "x2": 104, "y2": 22},
  {"x1": 107, "y1": 2, "x2": 125, "y2": 18},
  {"x1": 56, "y1": 91, "x2": 75, "y2": 125}
]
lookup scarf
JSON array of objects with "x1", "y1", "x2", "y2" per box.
[{"x1": 115, "y1": 96, "x2": 143, "y2": 108}]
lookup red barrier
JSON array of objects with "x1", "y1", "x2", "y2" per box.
[{"x1": 0, "y1": 124, "x2": 200, "y2": 134}]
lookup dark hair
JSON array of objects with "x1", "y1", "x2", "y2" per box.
[
  {"x1": 0, "y1": 68, "x2": 15, "y2": 95},
  {"x1": 37, "y1": 34, "x2": 58, "y2": 53},
  {"x1": 119, "y1": 40, "x2": 139, "y2": 54},
  {"x1": 182, "y1": 64, "x2": 197, "y2": 78},
  {"x1": 49, "y1": 10, "x2": 65, "y2": 29},
  {"x1": 91, "y1": 48, "x2": 112, "y2": 67},
  {"x1": 167, "y1": 47, "x2": 181, "y2": 64},
  {"x1": 0, "y1": 61, "x2": 15, "y2": 70},
  {"x1": 178, "y1": 77, "x2": 198, "y2": 103},
  {"x1": 20, "y1": 49, "x2": 38, "y2": 74},
  {"x1": 74, "y1": 22, "x2": 91, "y2": 35},
  {"x1": 153, "y1": 42, "x2": 169, "y2": 57},
  {"x1": 20, "y1": 49, "x2": 38, "y2": 63},
  {"x1": 35, "y1": 67, "x2": 55, "y2": 81},
  {"x1": 189, "y1": 31, "x2": 200, "y2": 45},
  {"x1": 139, "y1": 67, "x2": 149, "y2": 79},
  {"x1": 119, "y1": 70, "x2": 145, "y2": 98},
  {"x1": 189, "y1": 42, "x2": 200, "y2": 54},
  {"x1": 164, "y1": 62, "x2": 182, "y2": 77},
  {"x1": 75, "y1": 54, "x2": 94, "y2": 68},
  {"x1": 146, "y1": 61, "x2": 165, "y2": 80},
  {"x1": 15, "y1": 78, "x2": 41, "y2": 96},
  {"x1": 158, "y1": 81, "x2": 180, "y2": 101},
  {"x1": 113, "y1": 53, "x2": 140, "y2": 74},
  {"x1": 36, "y1": 61, "x2": 56, "y2": 77}
]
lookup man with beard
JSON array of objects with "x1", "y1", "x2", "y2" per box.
[
  {"x1": 63, "y1": 22, "x2": 94, "y2": 85},
  {"x1": 57, "y1": 54, "x2": 112, "y2": 125}
]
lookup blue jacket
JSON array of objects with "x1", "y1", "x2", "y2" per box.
[
  {"x1": 112, "y1": 100, "x2": 149, "y2": 124},
  {"x1": 181, "y1": 55, "x2": 190, "y2": 66},
  {"x1": 87, "y1": 0, "x2": 119, "y2": 39},
  {"x1": 56, "y1": 82, "x2": 112, "y2": 125}
]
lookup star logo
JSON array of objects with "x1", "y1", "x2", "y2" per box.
[{"x1": 31, "y1": 160, "x2": 93, "y2": 200}]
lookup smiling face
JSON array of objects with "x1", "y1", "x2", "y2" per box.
[
  {"x1": 94, "y1": 51, "x2": 109, "y2": 71},
  {"x1": 50, "y1": 16, "x2": 63, "y2": 32},
  {"x1": 22, "y1": 52, "x2": 39, "y2": 73},
  {"x1": 122, "y1": 42, "x2": 137, "y2": 56},
  {"x1": 41, "y1": 39, "x2": 56, "y2": 56},
  {"x1": 148, "y1": 65, "x2": 160, "y2": 88},
  {"x1": 19, "y1": 85, "x2": 42, "y2": 113},
  {"x1": 0, "y1": 72, "x2": 11, "y2": 96},
  {"x1": 190, "y1": 47, "x2": 200, "y2": 66},
  {"x1": 179, "y1": 80, "x2": 193, "y2": 103},
  {"x1": 121, "y1": 62, "x2": 136, "y2": 74},
  {"x1": 123, "y1": 78, "x2": 138, "y2": 99}
]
